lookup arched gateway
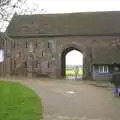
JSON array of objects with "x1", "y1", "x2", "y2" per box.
[
  {"x1": 2, "y1": 11, "x2": 120, "y2": 80},
  {"x1": 58, "y1": 43, "x2": 88, "y2": 79},
  {"x1": 61, "y1": 47, "x2": 82, "y2": 77}
]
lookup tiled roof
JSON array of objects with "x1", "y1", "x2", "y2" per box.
[
  {"x1": 92, "y1": 46, "x2": 120, "y2": 64},
  {"x1": 6, "y1": 11, "x2": 120, "y2": 37}
]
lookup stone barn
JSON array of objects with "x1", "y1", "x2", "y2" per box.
[{"x1": 1, "y1": 11, "x2": 120, "y2": 80}]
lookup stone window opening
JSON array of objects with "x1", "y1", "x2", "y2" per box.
[
  {"x1": 25, "y1": 61, "x2": 27, "y2": 68},
  {"x1": 98, "y1": 65, "x2": 109, "y2": 73},
  {"x1": 48, "y1": 42, "x2": 50, "y2": 48},
  {"x1": 36, "y1": 60, "x2": 38, "y2": 68},
  {"x1": 48, "y1": 61, "x2": 49, "y2": 68},
  {"x1": 13, "y1": 40, "x2": 15, "y2": 48},
  {"x1": 17, "y1": 41, "x2": 19, "y2": 48},
  {"x1": 14, "y1": 60, "x2": 16, "y2": 69},
  {"x1": 26, "y1": 40, "x2": 28, "y2": 48},
  {"x1": 18, "y1": 51, "x2": 21, "y2": 57},
  {"x1": 35, "y1": 40, "x2": 38, "y2": 48},
  {"x1": 11, "y1": 40, "x2": 13, "y2": 48},
  {"x1": 0, "y1": 39, "x2": 4, "y2": 48},
  {"x1": 42, "y1": 51, "x2": 43, "y2": 56}
]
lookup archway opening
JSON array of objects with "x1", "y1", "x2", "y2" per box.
[{"x1": 61, "y1": 47, "x2": 83, "y2": 80}]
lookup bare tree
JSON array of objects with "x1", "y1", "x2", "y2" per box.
[
  {"x1": 0, "y1": 0, "x2": 41, "y2": 31},
  {"x1": 0, "y1": 0, "x2": 44, "y2": 31},
  {"x1": 0, "y1": 0, "x2": 26, "y2": 31}
]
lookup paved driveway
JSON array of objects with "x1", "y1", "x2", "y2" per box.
[{"x1": 20, "y1": 79, "x2": 120, "y2": 120}]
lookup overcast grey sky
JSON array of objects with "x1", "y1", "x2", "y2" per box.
[
  {"x1": 66, "y1": 50, "x2": 83, "y2": 66},
  {"x1": 26, "y1": 0, "x2": 120, "y2": 14}
]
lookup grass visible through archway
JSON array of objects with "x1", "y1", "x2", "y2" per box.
[
  {"x1": 0, "y1": 81, "x2": 43, "y2": 120},
  {"x1": 66, "y1": 67, "x2": 83, "y2": 76}
]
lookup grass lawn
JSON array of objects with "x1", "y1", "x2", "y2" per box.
[
  {"x1": 0, "y1": 81, "x2": 43, "y2": 120},
  {"x1": 66, "y1": 68, "x2": 83, "y2": 76}
]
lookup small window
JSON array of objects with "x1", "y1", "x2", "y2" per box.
[
  {"x1": 14, "y1": 60, "x2": 16, "y2": 68},
  {"x1": 26, "y1": 40, "x2": 28, "y2": 48},
  {"x1": 11, "y1": 40, "x2": 12, "y2": 48},
  {"x1": 35, "y1": 40, "x2": 38, "y2": 48},
  {"x1": 25, "y1": 61, "x2": 27, "y2": 68},
  {"x1": 48, "y1": 61, "x2": 49, "y2": 68},
  {"x1": 17, "y1": 40, "x2": 19, "y2": 47},
  {"x1": 13, "y1": 40, "x2": 15, "y2": 48},
  {"x1": 48, "y1": 42, "x2": 50, "y2": 48},
  {"x1": 18, "y1": 52, "x2": 21, "y2": 57},
  {"x1": 98, "y1": 65, "x2": 109, "y2": 73},
  {"x1": 42, "y1": 51, "x2": 43, "y2": 56},
  {"x1": 36, "y1": 60, "x2": 38, "y2": 68},
  {"x1": 1, "y1": 39, "x2": 4, "y2": 48}
]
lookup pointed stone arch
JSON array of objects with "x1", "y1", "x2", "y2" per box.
[
  {"x1": 61, "y1": 47, "x2": 83, "y2": 77},
  {"x1": 56, "y1": 42, "x2": 91, "y2": 80}
]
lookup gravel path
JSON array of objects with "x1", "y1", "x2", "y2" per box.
[{"x1": 6, "y1": 78, "x2": 120, "y2": 120}]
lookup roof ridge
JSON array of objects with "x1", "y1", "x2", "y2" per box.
[{"x1": 16, "y1": 11, "x2": 120, "y2": 17}]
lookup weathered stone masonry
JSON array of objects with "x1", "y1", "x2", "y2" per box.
[{"x1": 1, "y1": 11, "x2": 120, "y2": 80}]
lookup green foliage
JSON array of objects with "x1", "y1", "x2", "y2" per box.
[
  {"x1": 0, "y1": 81, "x2": 43, "y2": 120},
  {"x1": 65, "y1": 68, "x2": 83, "y2": 76}
]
